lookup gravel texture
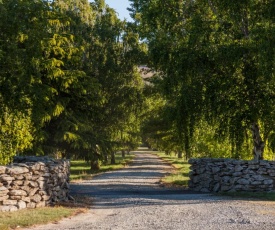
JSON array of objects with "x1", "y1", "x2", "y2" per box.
[{"x1": 25, "y1": 151, "x2": 275, "y2": 230}]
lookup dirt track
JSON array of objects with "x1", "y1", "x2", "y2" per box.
[{"x1": 25, "y1": 151, "x2": 275, "y2": 230}]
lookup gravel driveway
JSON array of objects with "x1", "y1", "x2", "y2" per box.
[{"x1": 26, "y1": 151, "x2": 275, "y2": 230}]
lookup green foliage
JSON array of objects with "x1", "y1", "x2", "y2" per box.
[
  {"x1": 191, "y1": 120, "x2": 253, "y2": 160},
  {"x1": 4, "y1": 0, "x2": 275, "y2": 162},
  {"x1": 0, "y1": 106, "x2": 33, "y2": 165},
  {"x1": 129, "y1": 0, "x2": 275, "y2": 160},
  {"x1": 0, "y1": 0, "x2": 145, "y2": 165}
]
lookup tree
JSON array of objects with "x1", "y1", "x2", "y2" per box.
[
  {"x1": 0, "y1": 0, "x2": 145, "y2": 166},
  {"x1": 0, "y1": 0, "x2": 44, "y2": 164},
  {"x1": 129, "y1": 0, "x2": 275, "y2": 160},
  {"x1": 0, "y1": 104, "x2": 33, "y2": 164},
  {"x1": 82, "y1": 0, "x2": 145, "y2": 167}
]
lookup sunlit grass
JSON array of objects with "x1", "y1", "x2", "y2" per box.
[
  {"x1": 70, "y1": 153, "x2": 134, "y2": 181},
  {"x1": 162, "y1": 173, "x2": 189, "y2": 186},
  {"x1": 0, "y1": 206, "x2": 86, "y2": 230},
  {"x1": 153, "y1": 151, "x2": 190, "y2": 187}
]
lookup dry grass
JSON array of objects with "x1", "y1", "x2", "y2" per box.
[
  {"x1": 152, "y1": 151, "x2": 190, "y2": 187},
  {"x1": 0, "y1": 196, "x2": 92, "y2": 230}
]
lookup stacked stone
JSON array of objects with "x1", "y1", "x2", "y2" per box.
[
  {"x1": 188, "y1": 158, "x2": 275, "y2": 193},
  {"x1": 0, "y1": 157, "x2": 70, "y2": 212}
]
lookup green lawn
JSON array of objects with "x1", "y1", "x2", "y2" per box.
[
  {"x1": 70, "y1": 153, "x2": 134, "y2": 181},
  {"x1": 152, "y1": 151, "x2": 190, "y2": 187}
]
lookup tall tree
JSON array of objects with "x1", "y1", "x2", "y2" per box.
[
  {"x1": 0, "y1": 0, "x2": 145, "y2": 166},
  {"x1": 129, "y1": 0, "x2": 275, "y2": 160}
]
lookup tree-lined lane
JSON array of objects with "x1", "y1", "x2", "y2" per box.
[{"x1": 26, "y1": 152, "x2": 275, "y2": 230}]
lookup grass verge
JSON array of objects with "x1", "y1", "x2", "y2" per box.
[
  {"x1": 219, "y1": 191, "x2": 275, "y2": 201},
  {"x1": 70, "y1": 153, "x2": 134, "y2": 181},
  {"x1": 151, "y1": 152, "x2": 275, "y2": 201},
  {"x1": 152, "y1": 151, "x2": 190, "y2": 187},
  {"x1": 0, "y1": 206, "x2": 87, "y2": 230}
]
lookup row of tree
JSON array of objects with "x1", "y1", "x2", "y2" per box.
[
  {"x1": 1, "y1": 0, "x2": 275, "y2": 165},
  {"x1": 131, "y1": 0, "x2": 275, "y2": 160},
  {"x1": 0, "y1": 0, "x2": 146, "y2": 167}
]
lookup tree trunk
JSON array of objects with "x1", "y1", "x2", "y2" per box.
[
  {"x1": 177, "y1": 150, "x2": 183, "y2": 159},
  {"x1": 185, "y1": 133, "x2": 190, "y2": 160},
  {"x1": 90, "y1": 159, "x2": 100, "y2": 170},
  {"x1": 103, "y1": 154, "x2": 108, "y2": 165},
  {"x1": 122, "y1": 150, "x2": 125, "y2": 158},
  {"x1": 251, "y1": 122, "x2": 265, "y2": 161},
  {"x1": 111, "y1": 152, "x2": 116, "y2": 164},
  {"x1": 184, "y1": 151, "x2": 189, "y2": 161}
]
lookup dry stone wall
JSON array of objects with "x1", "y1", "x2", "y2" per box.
[
  {"x1": 0, "y1": 156, "x2": 70, "y2": 212},
  {"x1": 189, "y1": 158, "x2": 275, "y2": 193}
]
